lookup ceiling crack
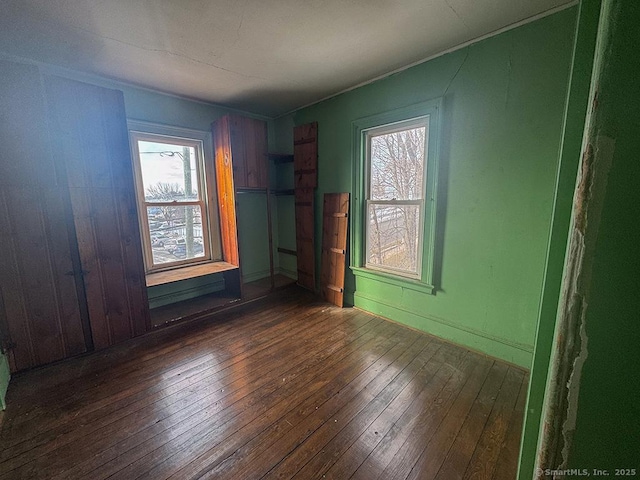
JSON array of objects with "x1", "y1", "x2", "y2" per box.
[
  {"x1": 62, "y1": 21, "x2": 266, "y2": 81},
  {"x1": 444, "y1": 0, "x2": 471, "y2": 31}
]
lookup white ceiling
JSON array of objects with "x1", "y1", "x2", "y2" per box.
[{"x1": 0, "y1": 0, "x2": 573, "y2": 117}]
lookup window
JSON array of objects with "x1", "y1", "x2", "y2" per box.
[
  {"x1": 352, "y1": 100, "x2": 440, "y2": 292},
  {"x1": 365, "y1": 118, "x2": 427, "y2": 278},
  {"x1": 129, "y1": 122, "x2": 221, "y2": 272}
]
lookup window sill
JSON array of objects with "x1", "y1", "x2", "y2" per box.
[
  {"x1": 350, "y1": 266, "x2": 435, "y2": 295},
  {"x1": 146, "y1": 261, "x2": 238, "y2": 287}
]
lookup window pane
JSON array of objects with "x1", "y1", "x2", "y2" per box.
[
  {"x1": 138, "y1": 140, "x2": 199, "y2": 202},
  {"x1": 369, "y1": 126, "x2": 426, "y2": 201},
  {"x1": 147, "y1": 205, "x2": 205, "y2": 265},
  {"x1": 367, "y1": 203, "x2": 421, "y2": 274}
]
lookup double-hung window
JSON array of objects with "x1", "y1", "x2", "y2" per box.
[
  {"x1": 129, "y1": 122, "x2": 221, "y2": 272},
  {"x1": 352, "y1": 100, "x2": 441, "y2": 293}
]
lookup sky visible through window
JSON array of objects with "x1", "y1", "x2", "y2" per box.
[{"x1": 138, "y1": 140, "x2": 197, "y2": 197}]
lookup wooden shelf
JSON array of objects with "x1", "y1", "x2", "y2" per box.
[
  {"x1": 146, "y1": 262, "x2": 238, "y2": 287},
  {"x1": 149, "y1": 274, "x2": 296, "y2": 328},
  {"x1": 236, "y1": 186, "x2": 268, "y2": 193},
  {"x1": 274, "y1": 189, "x2": 295, "y2": 196},
  {"x1": 150, "y1": 289, "x2": 241, "y2": 327}
]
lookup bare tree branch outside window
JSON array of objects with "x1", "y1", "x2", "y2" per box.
[{"x1": 367, "y1": 124, "x2": 426, "y2": 275}]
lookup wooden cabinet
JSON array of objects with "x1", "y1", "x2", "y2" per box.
[
  {"x1": 225, "y1": 115, "x2": 269, "y2": 189},
  {"x1": 212, "y1": 114, "x2": 272, "y2": 295},
  {"x1": 0, "y1": 60, "x2": 150, "y2": 371}
]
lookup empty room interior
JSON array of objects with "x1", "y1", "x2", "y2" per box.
[{"x1": 0, "y1": 0, "x2": 638, "y2": 479}]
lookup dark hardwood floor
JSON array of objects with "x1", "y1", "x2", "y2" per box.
[{"x1": 0, "y1": 287, "x2": 528, "y2": 480}]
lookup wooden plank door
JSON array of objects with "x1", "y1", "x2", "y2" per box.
[
  {"x1": 293, "y1": 122, "x2": 318, "y2": 292},
  {"x1": 44, "y1": 76, "x2": 150, "y2": 351},
  {"x1": 0, "y1": 61, "x2": 88, "y2": 371},
  {"x1": 320, "y1": 193, "x2": 349, "y2": 307},
  {"x1": 294, "y1": 188, "x2": 315, "y2": 291}
]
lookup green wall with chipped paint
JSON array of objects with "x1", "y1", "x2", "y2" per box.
[
  {"x1": 518, "y1": 1, "x2": 602, "y2": 477},
  {"x1": 274, "y1": 8, "x2": 577, "y2": 368},
  {"x1": 563, "y1": 0, "x2": 640, "y2": 473}
]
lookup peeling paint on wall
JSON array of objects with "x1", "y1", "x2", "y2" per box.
[{"x1": 536, "y1": 128, "x2": 616, "y2": 475}]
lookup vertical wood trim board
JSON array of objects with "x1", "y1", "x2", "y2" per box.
[
  {"x1": 211, "y1": 116, "x2": 240, "y2": 267},
  {"x1": 320, "y1": 193, "x2": 350, "y2": 307},
  {"x1": 293, "y1": 122, "x2": 318, "y2": 292}
]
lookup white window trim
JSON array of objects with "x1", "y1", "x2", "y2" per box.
[
  {"x1": 351, "y1": 99, "x2": 442, "y2": 294},
  {"x1": 364, "y1": 117, "x2": 429, "y2": 280},
  {"x1": 128, "y1": 120, "x2": 222, "y2": 273}
]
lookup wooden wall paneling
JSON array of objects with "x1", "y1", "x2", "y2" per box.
[
  {"x1": 99, "y1": 91, "x2": 150, "y2": 338},
  {"x1": 44, "y1": 75, "x2": 150, "y2": 351},
  {"x1": 0, "y1": 190, "x2": 35, "y2": 372},
  {"x1": 40, "y1": 187, "x2": 89, "y2": 354},
  {"x1": 0, "y1": 61, "x2": 88, "y2": 371},
  {"x1": 295, "y1": 188, "x2": 315, "y2": 291},
  {"x1": 320, "y1": 193, "x2": 349, "y2": 307},
  {"x1": 212, "y1": 116, "x2": 240, "y2": 267}
]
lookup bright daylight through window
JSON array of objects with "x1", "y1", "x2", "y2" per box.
[
  {"x1": 130, "y1": 130, "x2": 217, "y2": 272},
  {"x1": 365, "y1": 118, "x2": 428, "y2": 279}
]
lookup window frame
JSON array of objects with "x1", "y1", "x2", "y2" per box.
[
  {"x1": 364, "y1": 117, "x2": 429, "y2": 279},
  {"x1": 351, "y1": 99, "x2": 441, "y2": 294},
  {"x1": 128, "y1": 121, "x2": 222, "y2": 273}
]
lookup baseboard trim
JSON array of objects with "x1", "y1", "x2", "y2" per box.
[{"x1": 354, "y1": 291, "x2": 533, "y2": 368}]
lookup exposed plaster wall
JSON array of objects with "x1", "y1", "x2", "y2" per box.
[{"x1": 536, "y1": 0, "x2": 625, "y2": 474}]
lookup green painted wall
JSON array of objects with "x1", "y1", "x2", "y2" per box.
[
  {"x1": 518, "y1": 1, "x2": 600, "y2": 477},
  {"x1": 236, "y1": 192, "x2": 273, "y2": 282},
  {"x1": 0, "y1": 353, "x2": 9, "y2": 410},
  {"x1": 275, "y1": 9, "x2": 577, "y2": 367},
  {"x1": 563, "y1": 0, "x2": 640, "y2": 473}
]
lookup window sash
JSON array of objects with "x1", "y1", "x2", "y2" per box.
[
  {"x1": 365, "y1": 199, "x2": 424, "y2": 278},
  {"x1": 130, "y1": 131, "x2": 214, "y2": 272},
  {"x1": 363, "y1": 117, "x2": 428, "y2": 280}
]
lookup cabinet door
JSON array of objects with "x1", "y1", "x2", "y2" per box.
[
  {"x1": 45, "y1": 76, "x2": 150, "y2": 350},
  {"x1": 228, "y1": 115, "x2": 268, "y2": 188},
  {"x1": 0, "y1": 61, "x2": 88, "y2": 371}
]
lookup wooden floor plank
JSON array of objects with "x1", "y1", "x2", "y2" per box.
[
  {"x1": 462, "y1": 367, "x2": 526, "y2": 480},
  {"x1": 492, "y1": 373, "x2": 529, "y2": 480},
  {"x1": 0, "y1": 301, "x2": 340, "y2": 463},
  {"x1": 181, "y1": 327, "x2": 427, "y2": 480},
  {"x1": 404, "y1": 357, "x2": 495, "y2": 480},
  {"x1": 433, "y1": 362, "x2": 512, "y2": 480},
  {"x1": 149, "y1": 321, "x2": 416, "y2": 480},
  {"x1": 0, "y1": 287, "x2": 527, "y2": 480},
  {"x1": 91, "y1": 318, "x2": 401, "y2": 480},
  {"x1": 8, "y1": 310, "x2": 377, "y2": 479},
  {"x1": 0, "y1": 303, "x2": 346, "y2": 472}
]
